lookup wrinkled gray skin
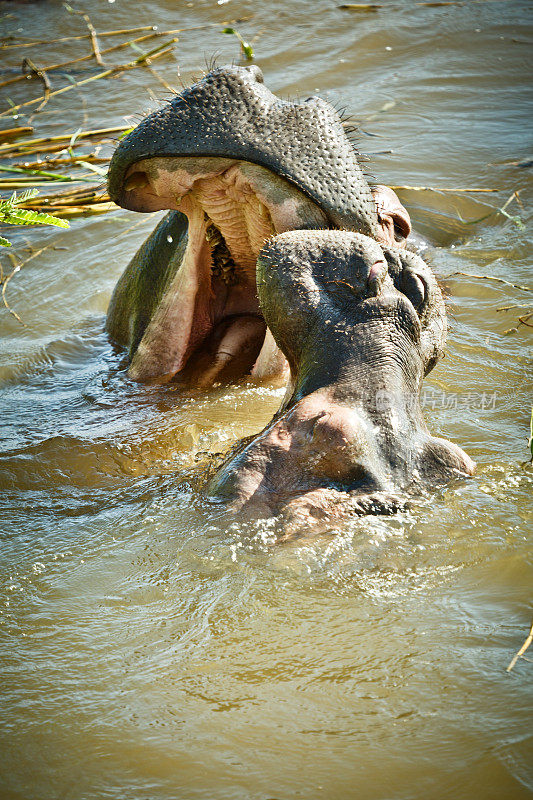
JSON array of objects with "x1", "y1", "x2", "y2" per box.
[
  {"x1": 106, "y1": 65, "x2": 411, "y2": 386},
  {"x1": 209, "y1": 232, "x2": 475, "y2": 524}
]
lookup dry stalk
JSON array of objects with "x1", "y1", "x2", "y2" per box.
[
  {"x1": 507, "y1": 621, "x2": 533, "y2": 672},
  {"x1": 13, "y1": 155, "x2": 108, "y2": 169},
  {"x1": 451, "y1": 272, "x2": 532, "y2": 293},
  {"x1": 82, "y1": 13, "x2": 104, "y2": 66},
  {"x1": 0, "y1": 39, "x2": 179, "y2": 118},
  {"x1": 0, "y1": 26, "x2": 158, "y2": 50},
  {"x1": 496, "y1": 303, "x2": 533, "y2": 313},
  {"x1": 0, "y1": 32, "x2": 164, "y2": 89},
  {"x1": 391, "y1": 185, "x2": 498, "y2": 193},
  {"x1": 0, "y1": 19, "x2": 250, "y2": 50},
  {"x1": 1, "y1": 243, "x2": 54, "y2": 324},
  {"x1": 517, "y1": 312, "x2": 533, "y2": 329},
  {"x1": 21, "y1": 58, "x2": 51, "y2": 112},
  {"x1": 146, "y1": 66, "x2": 177, "y2": 94},
  {"x1": 0, "y1": 126, "x2": 33, "y2": 142},
  {"x1": 0, "y1": 125, "x2": 129, "y2": 156}
]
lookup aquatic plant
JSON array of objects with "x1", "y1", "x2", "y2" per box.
[
  {"x1": 0, "y1": 188, "x2": 69, "y2": 247},
  {"x1": 222, "y1": 27, "x2": 254, "y2": 59}
]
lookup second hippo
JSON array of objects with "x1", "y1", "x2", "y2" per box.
[{"x1": 209, "y1": 232, "x2": 474, "y2": 522}]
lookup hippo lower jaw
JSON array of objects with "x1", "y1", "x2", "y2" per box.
[{"x1": 118, "y1": 156, "x2": 330, "y2": 384}]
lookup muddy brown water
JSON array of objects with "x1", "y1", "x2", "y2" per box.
[{"x1": 0, "y1": 1, "x2": 532, "y2": 798}]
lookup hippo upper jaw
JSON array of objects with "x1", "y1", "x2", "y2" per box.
[{"x1": 108, "y1": 65, "x2": 382, "y2": 236}]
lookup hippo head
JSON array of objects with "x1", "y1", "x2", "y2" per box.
[
  {"x1": 258, "y1": 231, "x2": 447, "y2": 396},
  {"x1": 210, "y1": 233, "x2": 474, "y2": 524},
  {"x1": 107, "y1": 66, "x2": 411, "y2": 384}
]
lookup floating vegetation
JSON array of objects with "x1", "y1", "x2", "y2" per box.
[
  {"x1": 456, "y1": 190, "x2": 525, "y2": 229},
  {"x1": 507, "y1": 619, "x2": 533, "y2": 672},
  {"x1": 0, "y1": 38, "x2": 180, "y2": 119},
  {"x1": 450, "y1": 272, "x2": 531, "y2": 293},
  {"x1": 391, "y1": 186, "x2": 525, "y2": 232},
  {"x1": 493, "y1": 157, "x2": 533, "y2": 169},
  {"x1": 0, "y1": 126, "x2": 124, "y2": 219},
  {"x1": 499, "y1": 306, "x2": 533, "y2": 335},
  {"x1": 390, "y1": 185, "x2": 498, "y2": 193},
  {"x1": 14, "y1": 185, "x2": 115, "y2": 218},
  {"x1": 0, "y1": 126, "x2": 33, "y2": 143},
  {"x1": 338, "y1": 4, "x2": 382, "y2": 10}
]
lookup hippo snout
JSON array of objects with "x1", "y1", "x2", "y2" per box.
[{"x1": 107, "y1": 64, "x2": 381, "y2": 236}]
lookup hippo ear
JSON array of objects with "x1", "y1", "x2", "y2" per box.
[{"x1": 371, "y1": 185, "x2": 412, "y2": 248}]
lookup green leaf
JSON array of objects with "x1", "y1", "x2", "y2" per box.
[
  {"x1": 221, "y1": 27, "x2": 254, "y2": 59},
  {"x1": 0, "y1": 235, "x2": 12, "y2": 247},
  {"x1": 14, "y1": 187, "x2": 39, "y2": 204},
  {"x1": 0, "y1": 189, "x2": 69, "y2": 233},
  {"x1": 6, "y1": 97, "x2": 20, "y2": 119},
  {"x1": 118, "y1": 127, "x2": 134, "y2": 140},
  {"x1": 241, "y1": 40, "x2": 254, "y2": 59},
  {"x1": 2, "y1": 208, "x2": 69, "y2": 227},
  {"x1": 1, "y1": 212, "x2": 29, "y2": 225},
  {"x1": 0, "y1": 203, "x2": 15, "y2": 218}
]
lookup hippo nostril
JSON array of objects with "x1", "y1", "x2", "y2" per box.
[
  {"x1": 124, "y1": 171, "x2": 150, "y2": 193},
  {"x1": 367, "y1": 259, "x2": 387, "y2": 296},
  {"x1": 401, "y1": 271, "x2": 426, "y2": 309},
  {"x1": 246, "y1": 65, "x2": 264, "y2": 83}
]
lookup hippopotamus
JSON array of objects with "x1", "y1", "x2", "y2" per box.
[
  {"x1": 106, "y1": 65, "x2": 411, "y2": 386},
  {"x1": 209, "y1": 231, "x2": 475, "y2": 522}
]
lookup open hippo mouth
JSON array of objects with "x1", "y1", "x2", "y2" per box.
[
  {"x1": 116, "y1": 156, "x2": 332, "y2": 384},
  {"x1": 106, "y1": 65, "x2": 410, "y2": 386}
]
